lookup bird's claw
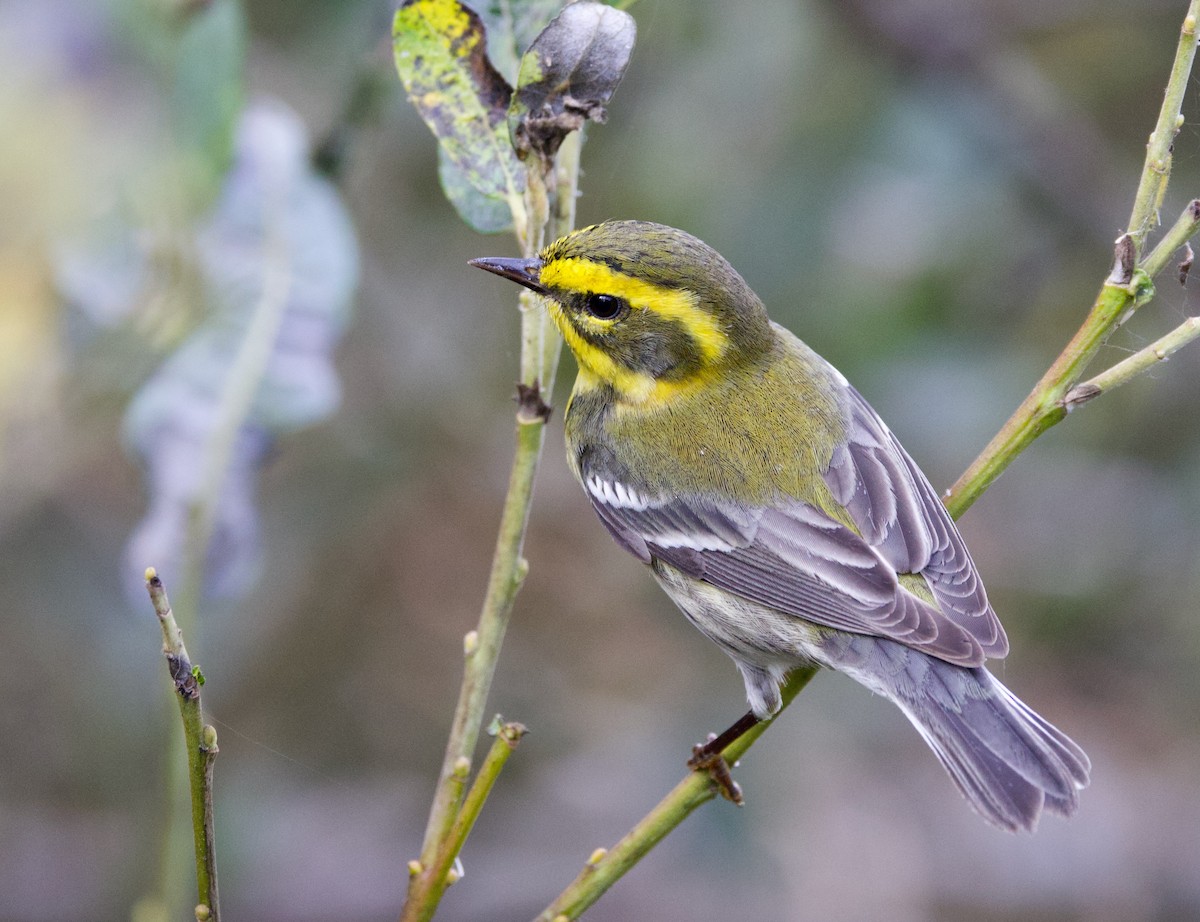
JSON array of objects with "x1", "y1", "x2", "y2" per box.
[{"x1": 688, "y1": 737, "x2": 744, "y2": 805}]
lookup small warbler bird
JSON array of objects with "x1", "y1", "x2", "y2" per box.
[{"x1": 471, "y1": 220, "x2": 1090, "y2": 831}]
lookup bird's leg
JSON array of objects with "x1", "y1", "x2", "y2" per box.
[
  {"x1": 690, "y1": 709, "x2": 761, "y2": 763},
  {"x1": 687, "y1": 709, "x2": 761, "y2": 805}
]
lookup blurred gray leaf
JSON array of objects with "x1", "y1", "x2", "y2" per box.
[
  {"x1": 509, "y1": 1, "x2": 636, "y2": 163},
  {"x1": 123, "y1": 100, "x2": 358, "y2": 604},
  {"x1": 53, "y1": 210, "x2": 148, "y2": 326}
]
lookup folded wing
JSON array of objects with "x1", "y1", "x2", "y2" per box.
[
  {"x1": 583, "y1": 465, "x2": 994, "y2": 667},
  {"x1": 822, "y1": 386, "x2": 1006, "y2": 657}
]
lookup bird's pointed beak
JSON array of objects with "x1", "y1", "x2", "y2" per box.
[{"x1": 468, "y1": 256, "x2": 548, "y2": 295}]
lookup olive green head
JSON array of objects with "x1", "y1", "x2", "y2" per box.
[{"x1": 471, "y1": 221, "x2": 774, "y2": 402}]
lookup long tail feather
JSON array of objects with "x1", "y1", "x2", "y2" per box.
[{"x1": 819, "y1": 635, "x2": 1090, "y2": 831}]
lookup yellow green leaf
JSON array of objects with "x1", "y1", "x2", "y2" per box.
[{"x1": 393, "y1": 0, "x2": 526, "y2": 233}]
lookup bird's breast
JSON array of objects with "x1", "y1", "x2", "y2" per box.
[{"x1": 564, "y1": 340, "x2": 850, "y2": 512}]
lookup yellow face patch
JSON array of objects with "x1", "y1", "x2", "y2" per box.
[
  {"x1": 545, "y1": 297, "x2": 717, "y2": 407},
  {"x1": 543, "y1": 298, "x2": 652, "y2": 398},
  {"x1": 539, "y1": 257, "x2": 728, "y2": 365}
]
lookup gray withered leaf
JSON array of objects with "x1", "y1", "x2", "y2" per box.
[
  {"x1": 477, "y1": 0, "x2": 566, "y2": 84},
  {"x1": 509, "y1": 2, "x2": 636, "y2": 163}
]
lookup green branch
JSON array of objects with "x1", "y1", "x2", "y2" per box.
[
  {"x1": 943, "y1": 1, "x2": 1200, "y2": 517},
  {"x1": 1141, "y1": 199, "x2": 1200, "y2": 279},
  {"x1": 395, "y1": 0, "x2": 637, "y2": 914},
  {"x1": 1065, "y1": 315, "x2": 1200, "y2": 407},
  {"x1": 145, "y1": 568, "x2": 221, "y2": 922},
  {"x1": 410, "y1": 719, "x2": 529, "y2": 904},
  {"x1": 1127, "y1": 4, "x2": 1200, "y2": 252},
  {"x1": 535, "y1": 668, "x2": 817, "y2": 922},
  {"x1": 142, "y1": 151, "x2": 294, "y2": 922},
  {"x1": 402, "y1": 415, "x2": 549, "y2": 922},
  {"x1": 400, "y1": 114, "x2": 577, "y2": 922},
  {"x1": 943, "y1": 262, "x2": 1153, "y2": 517}
]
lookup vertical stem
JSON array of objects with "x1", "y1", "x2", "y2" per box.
[
  {"x1": 538, "y1": 130, "x2": 579, "y2": 391},
  {"x1": 410, "y1": 419, "x2": 546, "y2": 862},
  {"x1": 402, "y1": 343, "x2": 545, "y2": 922},
  {"x1": 400, "y1": 137, "x2": 575, "y2": 922},
  {"x1": 145, "y1": 569, "x2": 221, "y2": 922}
]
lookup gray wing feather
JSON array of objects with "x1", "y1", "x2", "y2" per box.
[
  {"x1": 582, "y1": 472, "x2": 987, "y2": 667},
  {"x1": 824, "y1": 387, "x2": 1007, "y2": 657}
]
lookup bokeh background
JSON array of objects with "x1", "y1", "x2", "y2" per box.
[{"x1": 4, "y1": 0, "x2": 1200, "y2": 920}]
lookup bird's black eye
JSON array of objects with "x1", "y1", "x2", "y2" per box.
[{"x1": 583, "y1": 293, "x2": 626, "y2": 320}]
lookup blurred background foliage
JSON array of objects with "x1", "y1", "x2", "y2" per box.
[{"x1": 2, "y1": 0, "x2": 1200, "y2": 919}]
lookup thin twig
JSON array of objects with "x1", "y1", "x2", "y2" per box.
[
  {"x1": 405, "y1": 721, "x2": 527, "y2": 905},
  {"x1": 1063, "y1": 315, "x2": 1200, "y2": 408},
  {"x1": 145, "y1": 567, "x2": 221, "y2": 922},
  {"x1": 149, "y1": 143, "x2": 293, "y2": 922},
  {"x1": 1141, "y1": 199, "x2": 1200, "y2": 279},
  {"x1": 180, "y1": 171, "x2": 293, "y2": 625},
  {"x1": 1127, "y1": 3, "x2": 1200, "y2": 253},
  {"x1": 447, "y1": 722, "x2": 527, "y2": 879},
  {"x1": 402, "y1": 421, "x2": 545, "y2": 922}
]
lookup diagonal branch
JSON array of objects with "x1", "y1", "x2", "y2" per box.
[
  {"x1": 943, "y1": 2, "x2": 1200, "y2": 518},
  {"x1": 535, "y1": 668, "x2": 817, "y2": 922},
  {"x1": 1127, "y1": 3, "x2": 1200, "y2": 253}
]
